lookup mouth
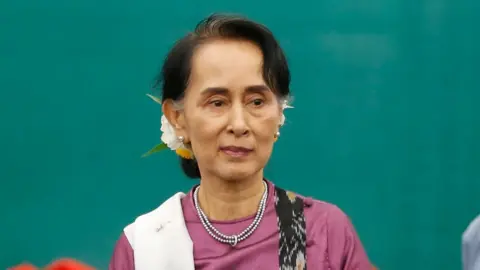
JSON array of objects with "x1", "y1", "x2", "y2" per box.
[{"x1": 219, "y1": 146, "x2": 253, "y2": 158}]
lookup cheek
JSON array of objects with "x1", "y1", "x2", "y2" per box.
[
  {"x1": 186, "y1": 115, "x2": 224, "y2": 151},
  {"x1": 252, "y1": 115, "x2": 279, "y2": 142}
]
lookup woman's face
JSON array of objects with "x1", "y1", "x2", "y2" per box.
[{"x1": 170, "y1": 39, "x2": 283, "y2": 181}]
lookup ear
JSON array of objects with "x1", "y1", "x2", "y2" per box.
[{"x1": 162, "y1": 99, "x2": 188, "y2": 142}]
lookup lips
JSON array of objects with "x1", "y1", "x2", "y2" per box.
[{"x1": 220, "y1": 146, "x2": 252, "y2": 157}]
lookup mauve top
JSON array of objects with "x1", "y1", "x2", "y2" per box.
[{"x1": 109, "y1": 181, "x2": 372, "y2": 269}]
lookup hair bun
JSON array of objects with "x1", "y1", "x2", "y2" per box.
[{"x1": 180, "y1": 157, "x2": 201, "y2": 178}]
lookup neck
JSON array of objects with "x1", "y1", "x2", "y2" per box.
[{"x1": 197, "y1": 172, "x2": 266, "y2": 221}]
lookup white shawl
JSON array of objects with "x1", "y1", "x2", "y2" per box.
[{"x1": 123, "y1": 192, "x2": 195, "y2": 270}]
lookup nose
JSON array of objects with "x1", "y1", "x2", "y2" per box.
[{"x1": 227, "y1": 104, "x2": 249, "y2": 137}]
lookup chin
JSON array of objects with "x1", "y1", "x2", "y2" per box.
[
  {"x1": 205, "y1": 158, "x2": 266, "y2": 181},
  {"x1": 217, "y1": 165, "x2": 259, "y2": 182},
  {"x1": 218, "y1": 171, "x2": 252, "y2": 182}
]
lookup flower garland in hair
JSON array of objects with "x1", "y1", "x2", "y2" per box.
[
  {"x1": 142, "y1": 94, "x2": 195, "y2": 159},
  {"x1": 142, "y1": 94, "x2": 292, "y2": 158}
]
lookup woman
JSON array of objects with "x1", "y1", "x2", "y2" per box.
[{"x1": 110, "y1": 13, "x2": 372, "y2": 270}]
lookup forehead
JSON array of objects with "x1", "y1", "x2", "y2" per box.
[{"x1": 187, "y1": 39, "x2": 266, "y2": 94}]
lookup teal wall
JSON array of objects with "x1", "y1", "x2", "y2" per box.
[{"x1": 1, "y1": 1, "x2": 479, "y2": 269}]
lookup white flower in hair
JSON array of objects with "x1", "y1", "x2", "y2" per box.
[
  {"x1": 279, "y1": 101, "x2": 293, "y2": 126},
  {"x1": 143, "y1": 94, "x2": 193, "y2": 158},
  {"x1": 160, "y1": 115, "x2": 184, "y2": 150}
]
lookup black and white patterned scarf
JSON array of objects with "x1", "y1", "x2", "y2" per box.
[{"x1": 274, "y1": 186, "x2": 307, "y2": 270}]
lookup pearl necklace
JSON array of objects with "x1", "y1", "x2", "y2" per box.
[{"x1": 193, "y1": 181, "x2": 268, "y2": 246}]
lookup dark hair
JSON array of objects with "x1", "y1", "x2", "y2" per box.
[{"x1": 155, "y1": 13, "x2": 291, "y2": 179}]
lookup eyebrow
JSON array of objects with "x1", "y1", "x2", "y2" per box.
[{"x1": 200, "y1": 85, "x2": 270, "y2": 97}]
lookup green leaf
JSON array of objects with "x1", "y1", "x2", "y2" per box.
[
  {"x1": 142, "y1": 143, "x2": 168, "y2": 157},
  {"x1": 146, "y1": 93, "x2": 162, "y2": 104}
]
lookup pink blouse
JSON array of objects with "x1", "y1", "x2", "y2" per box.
[{"x1": 109, "y1": 181, "x2": 372, "y2": 269}]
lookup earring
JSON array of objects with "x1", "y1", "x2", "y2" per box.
[
  {"x1": 177, "y1": 136, "x2": 184, "y2": 143},
  {"x1": 274, "y1": 131, "x2": 280, "y2": 142}
]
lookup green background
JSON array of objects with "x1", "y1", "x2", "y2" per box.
[{"x1": 1, "y1": 0, "x2": 479, "y2": 269}]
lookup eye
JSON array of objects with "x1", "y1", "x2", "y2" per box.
[
  {"x1": 209, "y1": 100, "x2": 225, "y2": 107},
  {"x1": 250, "y1": 98, "x2": 265, "y2": 107}
]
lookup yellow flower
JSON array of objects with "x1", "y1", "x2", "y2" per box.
[{"x1": 175, "y1": 148, "x2": 194, "y2": 159}]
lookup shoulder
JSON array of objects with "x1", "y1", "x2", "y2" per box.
[
  {"x1": 463, "y1": 215, "x2": 480, "y2": 270},
  {"x1": 462, "y1": 214, "x2": 480, "y2": 255},
  {"x1": 284, "y1": 189, "x2": 352, "y2": 230},
  {"x1": 463, "y1": 214, "x2": 480, "y2": 243},
  {"x1": 109, "y1": 232, "x2": 134, "y2": 270},
  {"x1": 301, "y1": 196, "x2": 357, "y2": 246},
  {"x1": 284, "y1": 190, "x2": 372, "y2": 268},
  {"x1": 276, "y1": 187, "x2": 356, "y2": 237},
  {"x1": 272, "y1": 186, "x2": 352, "y2": 229},
  {"x1": 123, "y1": 192, "x2": 187, "y2": 247}
]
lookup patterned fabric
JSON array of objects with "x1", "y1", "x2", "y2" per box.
[{"x1": 274, "y1": 186, "x2": 307, "y2": 270}]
